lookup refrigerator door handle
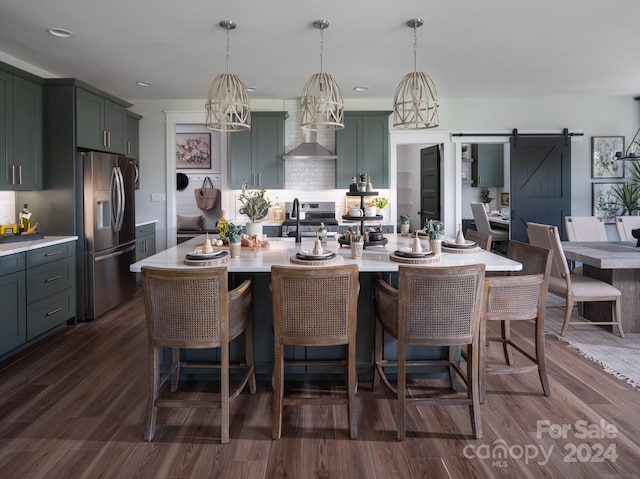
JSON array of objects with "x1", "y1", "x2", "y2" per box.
[
  {"x1": 109, "y1": 166, "x2": 120, "y2": 233},
  {"x1": 95, "y1": 243, "x2": 136, "y2": 262},
  {"x1": 115, "y1": 166, "x2": 126, "y2": 232}
]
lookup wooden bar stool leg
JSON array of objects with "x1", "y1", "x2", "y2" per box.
[
  {"x1": 535, "y1": 317, "x2": 551, "y2": 397},
  {"x1": 397, "y1": 344, "x2": 406, "y2": 441},
  {"x1": 145, "y1": 346, "x2": 160, "y2": 441},
  {"x1": 373, "y1": 317, "x2": 382, "y2": 391},
  {"x1": 348, "y1": 343, "x2": 358, "y2": 439},
  {"x1": 501, "y1": 320, "x2": 514, "y2": 365},
  {"x1": 272, "y1": 343, "x2": 284, "y2": 440},
  {"x1": 245, "y1": 324, "x2": 257, "y2": 394}
]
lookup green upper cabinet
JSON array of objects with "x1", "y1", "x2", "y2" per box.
[
  {"x1": 471, "y1": 143, "x2": 504, "y2": 187},
  {"x1": 229, "y1": 112, "x2": 286, "y2": 189},
  {"x1": 336, "y1": 111, "x2": 391, "y2": 189},
  {"x1": 76, "y1": 88, "x2": 127, "y2": 154},
  {"x1": 0, "y1": 65, "x2": 43, "y2": 191},
  {"x1": 126, "y1": 112, "x2": 141, "y2": 159}
]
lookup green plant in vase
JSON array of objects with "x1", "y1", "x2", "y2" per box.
[
  {"x1": 399, "y1": 214, "x2": 411, "y2": 235},
  {"x1": 226, "y1": 223, "x2": 242, "y2": 244},
  {"x1": 426, "y1": 219, "x2": 444, "y2": 239}
]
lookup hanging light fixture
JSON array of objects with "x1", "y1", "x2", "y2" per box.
[
  {"x1": 393, "y1": 18, "x2": 439, "y2": 129},
  {"x1": 300, "y1": 20, "x2": 344, "y2": 131},
  {"x1": 205, "y1": 20, "x2": 251, "y2": 132},
  {"x1": 616, "y1": 128, "x2": 640, "y2": 161}
]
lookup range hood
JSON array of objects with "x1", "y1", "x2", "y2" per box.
[{"x1": 283, "y1": 129, "x2": 337, "y2": 160}]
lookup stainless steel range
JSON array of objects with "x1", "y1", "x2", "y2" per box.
[{"x1": 281, "y1": 201, "x2": 339, "y2": 238}]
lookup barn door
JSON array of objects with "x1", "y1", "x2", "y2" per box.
[
  {"x1": 510, "y1": 136, "x2": 571, "y2": 242},
  {"x1": 420, "y1": 145, "x2": 441, "y2": 229}
]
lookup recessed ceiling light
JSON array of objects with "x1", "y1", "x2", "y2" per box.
[
  {"x1": 354, "y1": 86, "x2": 369, "y2": 92},
  {"x1": 136, "y1": 81, "x2": 153, "y2": 87},
  {"x1": 47, "y1": 28, "x2": 74, "y2": 38},
  {"x1": 246, "y1": 87, "x2": 258, "y2": 92}
]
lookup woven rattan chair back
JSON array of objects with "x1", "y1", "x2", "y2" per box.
[
  {"x1": 270, "y1": 264, "x2": 360, "y2": 439},
  {"x1": 141, "y1": 266, "x2": 255, "y2": 443},
  {"x1": 479, "y1": 241, "x2": 553, "y2": 402},
  {"x1": 465, "y1": 229, "x2": 492, "y2": 251},
  {"x1": 374, "y1": 264, "x2": 486, "y2": 440}
]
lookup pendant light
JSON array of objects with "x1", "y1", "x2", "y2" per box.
[
  {"x1": 300, "y1": 20, "x2": 344, "y2": 131},
  {"x1": 205, "y1": 20, "x2": 251, "y2": 132},
  {"x1": 393, "y1": 18, "x2": 439, "y2": 129}
]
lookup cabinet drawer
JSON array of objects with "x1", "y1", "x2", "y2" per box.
[
  {"x1": 0, "y1": 253, "x2": 26, "y2": 276},
  {"x1": 135, "y1": 224, "x2": 155, "y2": 237},
  {"x1": 26, "y1": 257, "x2": 75, "y2": 304},
  {"x1": 27, "y1": 289, "x2": 74, "y2": 340},
  {"x1": 27, "y1": 242, "x2": 75, "y2": 268}
]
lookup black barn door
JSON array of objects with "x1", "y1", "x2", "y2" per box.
[
  {"x1": 510, "y1": 136, "x2": 571, "y2": 242},
  {"x1": 420, "y1": 145, "x2": 441, "y2": 229}
]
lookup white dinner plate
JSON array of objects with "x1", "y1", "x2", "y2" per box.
[
  {"x1": 186, "y1": 249, "x2": 224, "y2": 259},
  {"x1": 299, "y1": 249, "x2": 334, "y2": 258}
]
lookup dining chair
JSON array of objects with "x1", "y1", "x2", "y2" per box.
[
  {"x1": 479, "y1": 240, "x2": 553, "y2": 403},
  {"x1": 614, "y1": 216, "x2": 640, "y2": 241},
  {"x1": 526, "y1": 222, "x2": 624, "y2": 338},
  {"x1": 564, "y1": 216, "x2": 608, "y2": 241},
  {"x1": 270, "y1": 264, "x2": 360, "y2": 439},
  {"x1": 374, "y1": 264, "x2": 486, "y2": 440},
  {"x1": 141, "y1": 266, "x2": 256, "y2": 443},
  {"x1": 470, "y1": 202, "x2": 509, "y2": 246},
  {"x1": 465, "y1": 229, "x2": 492, "y2": 251}
]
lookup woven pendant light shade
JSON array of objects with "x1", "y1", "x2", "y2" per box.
[
  {"x1": 393, "y1": 71, "x2": 439, "y2": 129},
  {"x1": 300, "y1": 72, "x2": 344, "y2": 131},
  {"x1": 205, "y1": 72, "x2": 251, "y2": 132}
]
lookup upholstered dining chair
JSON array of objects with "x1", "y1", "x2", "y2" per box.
[
  {"x1": 565, "y1": 216, "x2": 608, "y2": 241},
  {"x1": 526, "y1": 222, "x2": 624, "y2": 338},
  {"x1": 614, "y1": 216, "x2": 640, "y2": 241},
  {"x1": 479, "y1": 241, "x2": 553, "y2": 403},
  {"x1": 465, "y1": 229, "x2": 492, "y2": 251},
  {"x1": 471, "y1": 202, "x2": 509, "y2": 246},
  {"x1": 141, "y1": 266, "x2": 256, "y2": 443},
  {"x1": 374, "y1": 264, "x2": 486, "y2": 440},
  {"x1": 270, "y1": 264, "x2": 360, "y2": 439}
]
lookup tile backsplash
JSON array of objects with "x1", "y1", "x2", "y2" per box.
[{"x1": 0, "y1": 191, "x2": 16, "y2": 224}]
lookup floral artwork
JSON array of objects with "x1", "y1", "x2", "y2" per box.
[
  {"x1": 176, "y1": 133, "x2": 211, "y2": 169},
  {"x1": 593, "y1": 182, "x2": 624, "y2": 223},
  {"x1": 592, "y1": 136, "x2": 624, "y2": 178}
]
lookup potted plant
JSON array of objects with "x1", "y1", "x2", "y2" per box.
[
  {"x1": 399, "y1": 214, "x2": 411, "y2": 236},
  {"x1": 238, "y1": 181, "x2": 272, "y2": 237},
  {"x1": 480, "y1": 187, "x2": 493, "y2": 212},
  {"x1": 226, "y1": 223, "x2": 242, "y2": 258},
  {"x1": 426, "y1": 219, "x2": 444, "y2": 254},
  {"x1": 461, "y1": 144, "x2": 470, "y2": 159},
  {"x1": 350, "y1": 233, "x2": 364, "y2": 259},
  {"x1": 371, "y1": 197, "x2": 389, "y2": 215}
]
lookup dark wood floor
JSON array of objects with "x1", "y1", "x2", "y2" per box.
[{"x1": 1, "y1": 291, "x2": 639, "y2": 478}]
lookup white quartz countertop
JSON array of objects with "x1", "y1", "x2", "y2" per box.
[
  {"x1": 130, "y1": 234, "x2": 521, "y2": 273},
  {"x1": 0, "y1": 236, "x2": 78, "y2": 257},
  {"x1": 136, "y1": 218, "x2": 159, "y2": 227}
]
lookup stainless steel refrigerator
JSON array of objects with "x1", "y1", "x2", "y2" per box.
[{"x1": 77, "y1": 151, "x2": 137, "y2": 320}]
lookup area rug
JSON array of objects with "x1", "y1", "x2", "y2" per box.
[{"x1": 544, "y1": 296, "x2": 640, "y2": 388}]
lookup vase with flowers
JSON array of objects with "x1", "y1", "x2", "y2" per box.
[
  {"x1": 480, "y1": 188, "x2": 493, "y2": 213},
  {"x1": 238, "y1": 181, "x2": 272, "y2": 238}
]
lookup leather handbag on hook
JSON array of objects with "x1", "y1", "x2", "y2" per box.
[{"x1": 194, "y1": 176, "x2": 220, "y2": 211}]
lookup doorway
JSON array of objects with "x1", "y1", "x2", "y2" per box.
[{"x1": 420, "y1": 145, "x2": 441, "y2": 228}]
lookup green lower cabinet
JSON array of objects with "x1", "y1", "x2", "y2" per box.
[
  {"x1": 0, "y1": 268, "x2": 26, "y2": 356},
  {"x1": 136, "y1": 223, "x2": 156, "y2": 283}
]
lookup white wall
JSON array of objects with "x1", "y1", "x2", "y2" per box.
[{"x1": 132, "y1": 96, "x2": 639, "y2": 249}]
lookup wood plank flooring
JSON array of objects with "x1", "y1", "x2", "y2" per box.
[{"x1": 0, "y1": 291, "x2": 639, "y2": 478}]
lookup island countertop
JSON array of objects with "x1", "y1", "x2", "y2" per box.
[{"x1": 130, "y1": 234, "x2": 521, "y2": 273}]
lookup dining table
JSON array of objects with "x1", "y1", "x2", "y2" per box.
[
  {"x1": 562, "y1": 241, "x2": 640, "y2": 333},
  {"x1": 131, "y1": 234, "x2": 522, "y2": 380}
]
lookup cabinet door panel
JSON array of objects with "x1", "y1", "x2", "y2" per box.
[
  {"x1": 362, "y1": 116, "x2": 389, "y2": 188},
  {"x1": 336, "y1": 116, "x2": 361, "y2": 188},
  {"x1": 254, "y1": 115, "x2": 284, "y2": 189},
  {"x1": 0, "y1": 270, "x2": 26, "y2": 355},
  {"x1": 0, "y1": 71, "x2": 14, "y2": 189},
  {"x1": 76, "y1": 89, "x2": 105, "y2": 151},
  {"x1": 104, "y1": 100, "x2": 127, "y2": 154},
  {"x1": 126, "y1": 114, "x2": 140, "y2": 159},
  {"x1": 229, "y1": 128, "x2": 253, "y2": 189},
  {"x1": 12, "y1": 77, "x2": 43, "y2": 190}
]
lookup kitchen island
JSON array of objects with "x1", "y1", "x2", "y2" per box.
[{"x1": 130, "y1": 234, "x2": 521, "y2": 379}]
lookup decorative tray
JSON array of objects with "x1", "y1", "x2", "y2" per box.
[{"x1": 0, "y1": 232, "x2": 45, "y2": 244}]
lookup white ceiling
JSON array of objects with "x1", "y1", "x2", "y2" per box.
[{"x1": 1, "y1": 0, "x2": 639, "y2": 103}]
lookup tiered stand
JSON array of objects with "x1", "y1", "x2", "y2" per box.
[{"x1": 338, "y1": 191, "x2": 388, "y2": 249}]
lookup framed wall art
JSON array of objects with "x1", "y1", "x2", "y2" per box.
[
  {"x1": 592, "y1": 182, "x2": 624, "y2": 223},
  {"x1": 501, "y1": 192, "x2": 510, "y2": 206},
  {"x1": 592, "y1": 136, "x2": 624, "y2": 178},
  {"x1": 176, "y1": 133, "x2": 211, "y2": 169}
]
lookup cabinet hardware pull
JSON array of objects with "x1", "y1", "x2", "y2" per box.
[
  {"x1": 45, "y1": 275, "x2": 62, "y2": 283},
  {"x1": 107, "y1": 131, "x2": 111, "y2": 147},
  {"x1": 258, "y1": 174, "x2": 261, "y2": 186},
  {"x1": 103, "y1": 130, "x2": 107, "y2": 146},
  {"x1": 45, "y1": 250, "x2": 62, "y2": 257},
  {"x1": 11, "y1": 165, "x2": 15, "y2": 185},
  {"x1": 46, "y1": 307, "x2": 63, "y2": 317},
  {"x1": 127, "y1": 141, "x2": 131, "y2": 155},
  {"x1": 18, "y1": 165, "x2": 22, "y2": 185}
]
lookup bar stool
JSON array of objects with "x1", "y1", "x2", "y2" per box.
[
  {"x1": 270, "y1": 264, "x2": 360, "y2": 439},
  {"x1": 141, "y1": 266, "x2": 255, "y2": 443},
  {"x1": 374, "y1": 264, "x2": 486, "y2": 440}
]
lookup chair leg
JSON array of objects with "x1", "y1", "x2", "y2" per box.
[
  {"x1": 535, "y1": 316, "x2": 551, "y2": 397},
  {"x1": 245, "y1": 323, "x2": 257, "y2": 394},
  {"x1": 372, "y1": 316, "x2": 382, "y2": 391},
  {"x1": 501, "y1": 320, "x2": 514, "y2": 365},
  {"x1": 397, "y1": 343, "x2": 406, "y2": 441},
  {"x1": 144, "y1": 347, "x2": 159, "y2": 441},
  {"x1": 613, "y1": 299, "x2": 625, "y2": 338},
  {"x1": 560, "y1": 296, "x2": 574, "y2": 336},
  {"x1": 478, "y1": 317, "x2": 487, "y2": 404},
  {"x1": 221, "y1": 343, "x2": 230, "y2": 444},
  {"x1": 448, "y1": 346, "x2": 459, "y2": 392},
  {"x1": 170, "y1": 348, "x2": 180, "y2": 392},
  {"x1": 272, "y1": 343, "x2": 284, "y2": 440},
  {"x1": 468, "y1": 343, "x2": 482, "y2": 439},
  {"x1": 347, "y1": 342, "x2": 358, "y2": 439}
]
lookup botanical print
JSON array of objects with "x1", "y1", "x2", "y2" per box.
[
  {"x1": 592, "y1": 136, "x2": 624, "y2": 178},
  {"x1": 593, "y1": 182, "x2": 624, "y2": 223},
  {"x1": 176, "y1": 133, "x2": 211, "y2": 169}
]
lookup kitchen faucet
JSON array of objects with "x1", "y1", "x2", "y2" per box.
[{"x1": 292, "y1": 198, "x2": 301, "y2": 243}]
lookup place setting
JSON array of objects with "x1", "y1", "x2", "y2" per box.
[
  {"x1": 289, "y1": 236, "x2": 343, "y2": 265},
  {"x1": 183, "y1": 235, "x2": 230, "y2": 265}
]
